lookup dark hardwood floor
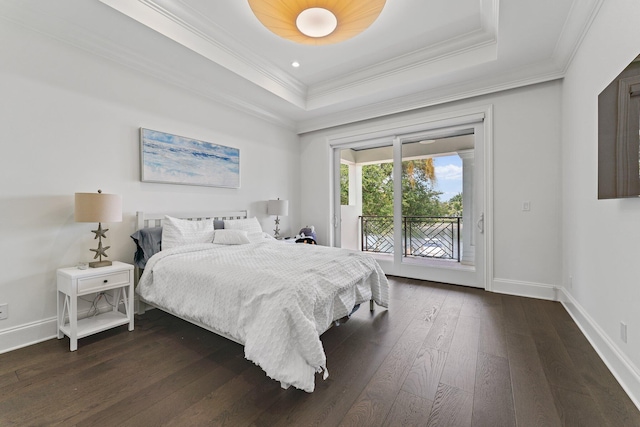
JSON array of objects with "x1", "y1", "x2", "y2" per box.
[{"x1": 1, "y1": 276, "x2": 639, "y2": 426}]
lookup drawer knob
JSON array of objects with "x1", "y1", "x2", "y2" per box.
[{"x1": 103, "y1": 279, "x2": 108, "y2": 283}]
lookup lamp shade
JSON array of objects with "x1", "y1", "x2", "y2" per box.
[
  {"x1": 75, "y1": 191, "x2": 122, "y2": 223},
  {"x1": 267, "y1": 199, "x2": 289, "y2": 217}
]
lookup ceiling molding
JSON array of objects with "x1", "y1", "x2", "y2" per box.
[
  {"x1": 304, "y1": 0, "x2": 499, "y2": 110},
  {"x1": 297, "y1": 70, "x2": 564, "y2": 134},
  {"x1": 552, "y1": 0, "x2": 604, "y2": 73},
  {"x1": 99, "y1": 0, "x2": 501, "y2": 112},
  {"x1": 307, "y1": 30, "x2": 497, "y2": 110},
  {"x1": 0, "y1": 2, "x2": 297, "y2": 130},
  {"x1": 99, "y1": 0, "x2": 308, "y2": 108},
  {"x1": 2, "y1": 0, "x2": 600, "y2": 135}
]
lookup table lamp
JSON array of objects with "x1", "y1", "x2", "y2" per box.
[
  {"x1": 75, "y1": 189, "x2": 122, "y2": 268},
  {"x1": 267, "y1": 198, "x2": 288, "y2": 239}
]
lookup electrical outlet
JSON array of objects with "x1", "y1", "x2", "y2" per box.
[
  {"x1": 621, "y1": 322, "x2": 628, "y2": 343},
  {"x1": 0, "y1": 304, "x2": 7, "y2": 320},
  {"x1": 522, "y1": 201, "x2": 531, "y2": 211}
]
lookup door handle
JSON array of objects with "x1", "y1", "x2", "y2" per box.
[{"x1": 476, "y1": 213, "x2": 484, "y2": 234}]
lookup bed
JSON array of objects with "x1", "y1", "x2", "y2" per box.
[{"x1": 133, "y1": 211, "x2": 389, "y2": 392}]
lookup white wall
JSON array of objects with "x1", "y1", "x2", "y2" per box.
[
  {"x1": 300, "y1": 81, "x2": 563, "y2": 294},
  {"x1": 0, "y1": 20, "x2": 300, "y2": 352},
  {"x1": 561, "y1": 0, "x2": 640, "y2": 407}
]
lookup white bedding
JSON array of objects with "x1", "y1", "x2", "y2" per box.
[{"x1": 136, "y1": 239, "x2": 389, "y2": 392}]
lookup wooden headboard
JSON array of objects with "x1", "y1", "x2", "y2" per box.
[{"x1": 136, "y1": 210, "x2": 248, "y2": 230}]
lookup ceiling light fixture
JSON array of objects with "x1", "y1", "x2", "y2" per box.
[
  {"x1": 296, "y1": 8, "x2": 337, "y2": 38},
  {"x1": 247, "y1": 0, "x2": 386, "y2": 45},
  {"x1": 291, "y1": 61, "x2": 301, "y2": 68}
]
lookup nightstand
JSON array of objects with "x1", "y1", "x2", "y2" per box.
[{"x1": 57, "y1": 261, "x2": 134, "y2": 351}]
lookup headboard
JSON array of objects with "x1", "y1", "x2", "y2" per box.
[
  {"x1": 136, "y1": 210, "x2": 248, "y2": 230},
  {"x1": 133, "y1": 210, "x2": 248, "y2": 289}
]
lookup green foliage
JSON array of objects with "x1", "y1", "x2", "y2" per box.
[
  {"x1": 347, "y1": 158, "x2": 462, "y2": 218},
  {"x1": 361, "y1": 163, "x2": 395, "y2": 216},
  {"x1": 362, "y1": 159, "x2": 448, "y2": 217},
  {"x1": 444, "y1": 193, "x2": 463, "y2": 217},
  {"x1": 340, "y1": 164, "x2": 349, "y2": 205}
]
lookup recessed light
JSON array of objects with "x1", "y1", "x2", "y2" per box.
[{"x1": 291, "y1": 61, "x2": 301, "y2": 68}]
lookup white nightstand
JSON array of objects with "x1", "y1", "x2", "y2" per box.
[{"x1": 57, "y1": 261, "x2": 134, "y2": 351}]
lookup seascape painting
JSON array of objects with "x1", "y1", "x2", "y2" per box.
[{"x1": 140, "y1": 128, "x2": 240, "y2": 188}]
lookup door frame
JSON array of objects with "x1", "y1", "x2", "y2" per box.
[{"x1": 328, "y1": 105, "x2": 494, "y2": 290}]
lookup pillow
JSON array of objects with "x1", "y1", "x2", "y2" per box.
[
  {"x1": 213, "y1": 219, "x2": 225, "y2": 229},
  {"x1": 162, "y1": 215, "x2": 215, "y2": 250},
  {"x1": 130, "y1": 227, "x2": 162, "y2": 269},
  {"x1": 223, "y1": 217, "x2": 263, "y2": 234},
  {"x1": 248, "y1": 231, "x2": 276, "y2": 243},
  {"x1": 213, "y1": 229, "x2": 251, "y2": 245}
]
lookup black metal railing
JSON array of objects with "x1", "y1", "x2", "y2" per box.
[{"x1": 360, "y1": 215, "x2": 461, "y2": 261}]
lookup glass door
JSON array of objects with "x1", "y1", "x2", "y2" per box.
[
  {"x1": 334, "y1": 143, "x2": 396, "y2": 271},
  {"x1": 397, "y1": 130, "x2": 482, "y2": 287},
  {"x1": 332, "y1": 117, "x2": 486, "y2": 288}
]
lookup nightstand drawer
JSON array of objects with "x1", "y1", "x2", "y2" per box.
[{"x1": 77, "y1": 271, "x2": 130, "y2": 293}]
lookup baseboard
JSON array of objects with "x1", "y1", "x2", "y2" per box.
[
  {"x1": 559, "y1": 288, "x2": 640, "y2": 411},
  {"x1": 491, "y1": 278, "x2": 559, "y2": 300},
  {"x1": 0, "y1": 317, "x2": 57, "y2": 354},
  {"x1": 0, "y1": 302, "x2": 125, "y2": 354}
]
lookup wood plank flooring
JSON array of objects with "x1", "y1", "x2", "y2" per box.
[{"x1": 1, "y1": 276, "x2": 639, "y2": 426}]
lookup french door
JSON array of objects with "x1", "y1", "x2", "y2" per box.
[{"x1": 331, "y1": 114, "x2": 488, "y2": 289}]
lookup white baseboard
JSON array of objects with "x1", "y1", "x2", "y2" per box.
[
  {"x1": 0, "y1": 317, "x2": 57, "y2": 354},
  {"x1": 491, "y1": 278, "x2": 559, "y2": 300},
  {"x1": 491, "y1": 279, "x2": 640, "y2": 410},
  {"x1": 0, "y1": 302, "x2": 124, "y2": 354},
  {"x1": 559, "y1": 288, "x2": 640, "y2": 411}
]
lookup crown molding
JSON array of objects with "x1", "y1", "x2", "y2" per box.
[
  {"x1": 1, "y1": 0, "x2": 600, "y2": 135},
  {"x1": 305, "y1": 0, "x2": 500, "y2": 110},
  {"x1": 0, "y1": 1, "x2": 297, "y2": 130},
  {"x1": 296, "y1": 69, "x2": 564, "y2": 134},
  {"x1": 552, "y1": 0, "x2": 604, "y2": 73},
  {"x1": 99, "y1": 0, "x2": 308, "y2": 109},
  {"x1": 100, "y1": 0, "x2": 502, "y2": 112},
  {"x1": 307, "y1": 30, "x2": 497, "y2": 110}
]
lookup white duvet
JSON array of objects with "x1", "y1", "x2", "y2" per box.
[{"x1": 136, "y1": 240, "x2": 389, "y2": 392}]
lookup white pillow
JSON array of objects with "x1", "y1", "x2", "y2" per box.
[
  {"x1": 223, "y1": 217, "x2": 263, "y2": 234},
  {"x1": 213, "y1": 229, "x2": 251, "y2": 245},
  {"x1": 162, "y1": 215, "x2": 214, "y2": 250},
  {"x1": 247, "y1": 231, "x2": 276, "y2": 243}
]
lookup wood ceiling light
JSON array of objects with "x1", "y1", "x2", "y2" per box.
[{"x1": 247, "y1": 0, "x2": 387, "y2": 45}]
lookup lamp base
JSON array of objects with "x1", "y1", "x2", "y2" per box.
[
  {"x1": 89, "y1": 260, "x2": 112, "y2": 268},
  {"x1": 273, "y1": 216, "x2": 281, "y2": 239}
]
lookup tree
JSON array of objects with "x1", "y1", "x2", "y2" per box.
[
  {"x1": 362, "y1": 162, "x2": 395, "y2": 216},
  {"x1": 401, "y1": 159, "x2": 445, "y2": 217},
  {"x1": 361, "y1": 159, "x2": 445, "y2": 217},
  {"x1": 444, "y1": 193, "x2": 463, "y2": 217},
  {"x1": 340, "y1": 164, "x2": 349, "y2": 205}
]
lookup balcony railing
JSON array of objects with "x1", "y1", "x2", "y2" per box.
[{"x1": 360, "y1": 215, "x2": 461, "y2": 261}]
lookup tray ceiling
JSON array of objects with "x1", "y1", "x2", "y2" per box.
[{"x1": 1, "y1": 0, "x2": 603, "y2": 132}]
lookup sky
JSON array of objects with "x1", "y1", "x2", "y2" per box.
[{"x1": 433, "y1": 155, "x2": 462, "y2": 202}]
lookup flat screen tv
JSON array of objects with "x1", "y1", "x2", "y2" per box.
[{"x1": 598, "y1": 55, "x2": 640, "y2": 199}]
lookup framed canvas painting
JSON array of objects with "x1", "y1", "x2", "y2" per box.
[{"x1": 140, "y1": 128, "x2": 240, "y2": 188}]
